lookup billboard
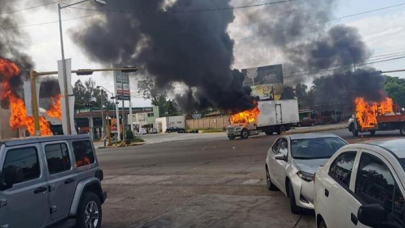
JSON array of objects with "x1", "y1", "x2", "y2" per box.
[
  {"x1": 242, "y1": 64, "x2": 284, "y2": 100},
  {"x1": 114, "y1": 69, "x2": 131, "y2": 101}
]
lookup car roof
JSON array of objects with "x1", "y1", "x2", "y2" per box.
[
  {"x1": 0, "y1": 135, "x2": 91, "y2": 147},
  {"x1": 361, "y1": 139, "x2": 405, "y2": 159},
  {"x1": 288, "y1": 133, "x2": 340, "y2": 140}
]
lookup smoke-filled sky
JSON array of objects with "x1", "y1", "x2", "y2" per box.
[{"x1": 1, "y1": 0, "x2": 405, "y2": 110}]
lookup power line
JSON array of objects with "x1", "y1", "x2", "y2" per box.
[
  {"x1": 0, "y1": 13, "x2": 101, "y2": 30},
  {"x1": 68, "y1": 0, "x2": 295, "y2": 14},
  {"x1": 286, "y1": 55, "x2": 405, "y2": 78},
  {"x1": 234, "y1": 2, "x2": 405, "y2": 42},
  {"x1": 0, "y1": 0, "x2": 294, "y2": 30},
  {"x1": 0, "y1": 0, "x2": 67, "y2": 16}
]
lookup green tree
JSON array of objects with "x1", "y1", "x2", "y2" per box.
[
  {"x1": 73, "y1": 78, "x2": 113, "y2": 110},
  {"x1": 385, "y1": 76, "x2": 405, "y2": 108},
  {"x1": 137, "y1": 74, "x2": 182, "y2": 117}
]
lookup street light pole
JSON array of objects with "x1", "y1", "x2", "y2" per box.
[
  {"x1": 58, "y1": 3, "x2": 72, "y2": 135},
  {"x1": 58, "y1": 0, "x2": 106, "y2": 135},
  {"x1": 100, "y1": 89, "x2": 105, "y2": 143}
]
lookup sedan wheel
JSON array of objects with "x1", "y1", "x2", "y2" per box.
[
  {"x1": 288, "y1": 182, "x2": 301, "y2": 214},
  {"x1": 266, "y1": 168, "x2": 278, "y2": 191},
  {"x1": 319, "y1": 220, "x2": 327, "y2": 228}
]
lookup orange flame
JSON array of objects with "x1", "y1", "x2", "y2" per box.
[
  {"x1": 47, "y1": 94, "x2": 62, "y2": 119},
  {"x1": 354, "y1": 97, "x2": 393, "y2": 129},
  {"x1": 0, "y1": 58, "x2": 52, "y2": 136},
  {"x1": 230, "y1": 102, "x2": 260, "y2": 124}
]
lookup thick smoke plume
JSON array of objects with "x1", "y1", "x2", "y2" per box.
[
  {"x1": 312, "y1": 69, "x2": 386, "y2": 112},
  {"x1": 72, "y1": 0, "x2": 254, "y2": 113},
  {"x1": 0, "y1": 1, "x2": 34, "y2": 108},
  {"x1": 71, "y1": 0, "x2": 386, "y2": 113},
  {"x1": 234, "y1": 0, "x2": 385, "y2": 104}
]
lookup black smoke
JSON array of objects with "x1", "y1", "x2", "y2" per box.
[
  {"x1": 39, "y1": 78, "x2": 61, "y2": 109},
  {"x1": 0, "y1": 2, "x2": 34, "y2": 76},
  {"x1": 312, "y1": 69, "x2": 386, "y2": 112},
  {"x1": 70, "y1": 0, "x2": 385, "y2": 113},
  {"x1": 0, "y1": 1, "x2": 35, "y2": 109},
  {"x1": 71, "y1": 0, "x2": 255, "y2": 113}
]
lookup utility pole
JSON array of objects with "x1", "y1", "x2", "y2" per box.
[
  {"x1": 352, "y1": 53, "x2": 357, "y2": 72},
  {"x1": 30, "y1": 70, "x2": 40, "y2": 136},
  {"x1": 100, "y1": 89, "x2": 106, "y2": 147},
  {"x1": 121, "y1": 78, "x2": 126, "y2": 141},
  {"x1": 58, "y1": 4, "x2": 72, "y2": 135}
]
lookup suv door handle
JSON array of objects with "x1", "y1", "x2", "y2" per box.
[
  {"x1": 65, "y1": 178, "x2": 75, "y2": 184},
  {"x1": 34, "y1": 186, "x2": 47, "y2": 194},
  {"x1": 325, "y1": 189, "x2": 329, "y2": 197},
  {"x1": 0, "y1": 199, "x2": 7, "y2": 208},
  {"x1": 351, "y1": 213, "x2": 358, "y2": 225}
]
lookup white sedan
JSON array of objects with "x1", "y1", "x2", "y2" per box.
[
  {"x1": 314, "y1": 139, "x2": 405, "y2": 228},
  {"x1": 265, "y1": 133, "x2": 347, "y2": 214}
]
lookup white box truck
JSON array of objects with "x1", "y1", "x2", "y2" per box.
[{"x1": 227, "y1": 99, "x2": 299, "y2": 140}]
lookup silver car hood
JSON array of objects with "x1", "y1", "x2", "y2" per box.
[{"x1": 293, "y1": 158, "x2": 329, "y2": 174}]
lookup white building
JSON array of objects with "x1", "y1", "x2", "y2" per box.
[{"x1": 155, "y1": 116, "x2": 185, "y2": 133}]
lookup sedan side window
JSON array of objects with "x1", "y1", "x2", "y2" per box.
[
  {"x1": 279, "y1": 139, "x2": 288, "y2": 156},
  {"x1": 329, "y1": 152, "x2": 357, "y2": 188},
  {"x1": 356, "y1": 153, "x2": 404, "y2": 225},
  {"x1": 272, "y1": 139, "x2": 282, "y2": 154}
]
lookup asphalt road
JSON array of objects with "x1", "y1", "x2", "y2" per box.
[{"x1": 97, "y1": 128, "x2": 404, "y2": 228}]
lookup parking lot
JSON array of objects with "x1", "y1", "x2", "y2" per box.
[{"x1": 97, "y1": 128, "x2": 402, "y2": 228}]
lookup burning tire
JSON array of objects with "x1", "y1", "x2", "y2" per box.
[{"x1": 241, "y1": 129, "x2": 249, "y2": 139}]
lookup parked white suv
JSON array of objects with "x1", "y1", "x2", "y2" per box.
[
  {"x1": 314, "y1": 139, "x2": 405, "y2": 228},
  {"x1": 265, "y1": 133, "x2": 347, "y2": 214}
]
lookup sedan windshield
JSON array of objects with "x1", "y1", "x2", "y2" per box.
[{"x1": 291, "y1": 137, "x2": 347, "y2": 159}]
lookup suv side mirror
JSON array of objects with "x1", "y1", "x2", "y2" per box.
[
  {"x1": 274, "y1": 154, "x2": 287, "y2": 162},
  {"x1": 358, "y1": 204, "x2": 387, "y2": 227}
]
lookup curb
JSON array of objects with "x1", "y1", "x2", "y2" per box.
[
  {"x1": 287, "y1": 125, "x2": 347, "y2": 135},
  {"x1": 97, "y1": 142, "x2": 145, "y2": 149}
]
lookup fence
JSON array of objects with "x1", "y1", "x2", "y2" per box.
[{"x1": 186, "y1": 115, "x2": 230, "y2": 130}]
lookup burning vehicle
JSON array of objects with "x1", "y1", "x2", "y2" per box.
[
  {"x1": 0, "y1": 58, "x2": 63, "y2": 138},
  {"x1": 348, "y1": 97, "x2": 405, "y2": 136},
  {"x1": 227, "y1": 99, "x2": 299, "y2": 140}
]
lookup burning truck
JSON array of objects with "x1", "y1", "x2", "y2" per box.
[
  {"x1": 226, "y1": 99, "x2": 299, "y2": 140},
  {"x1": 348, "y1": 97, "x2": 405, "y2": 136}
]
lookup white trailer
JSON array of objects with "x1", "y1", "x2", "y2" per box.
[{"x1": 227, "y1": 99, "x2": 299, "y2": 140}]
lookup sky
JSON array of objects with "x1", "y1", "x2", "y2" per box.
[{"x1": 5, "y1": 0, "x2": 405, "y2": 108}]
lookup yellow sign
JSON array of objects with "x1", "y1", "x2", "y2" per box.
[{"x1": 251, "y1": 84, "x2": 283, "y2": 100}]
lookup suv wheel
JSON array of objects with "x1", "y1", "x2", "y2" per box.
[
  {"x1": 77, "y1": 192, "x2": 102, "y2": 228},
  {"x1": 288, "y1": 182, "x2": 301, "y2": 214}
]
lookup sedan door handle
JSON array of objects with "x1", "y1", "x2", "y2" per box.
[
  {"x1": 64, "y1": 178, "x2": 75, "y2": 184},
  {"x1": 325, "y1": 189, "x2": 329, "y2": 197},
  {"x1": 34, "y1": 186, "x2": 47, "y2": 194},
  {"x1": 351, "y1": 213, "x2": 358, "y2": 225}
]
